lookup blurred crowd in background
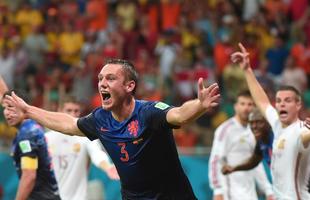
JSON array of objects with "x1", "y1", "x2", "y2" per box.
[{"x1": 0, "y1": 0, "x2": 309, "y2": 150}]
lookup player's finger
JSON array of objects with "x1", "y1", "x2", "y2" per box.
[
  {"x1": 210, "y1": 94, "x2": 221, "y2": 102},
  {"x1": 207, "y1": 83, "x2": 218, "y2": 93},
  {"x1": 4, "y1": 95, "x2": 15, "y2": 105},
  {"x1": 12, "y1": 91, "x2": 22, "y2": 102},
  {"x1": 209, "y1": 84, "x2": 219, "y2": 96},
  {"x1": 231, "y1": 52, "x2": 243, "y2": 58},
  {"x1": 231, "y1": 53, "x2": 242, "y2": 63},
  {"x1": 238, "y1": 42, "x2": 247, "y2": 53},
  {"x1": 198, "y1": 78, "x2": 204, "y2": 92}
]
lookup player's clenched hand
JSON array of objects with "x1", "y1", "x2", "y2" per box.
[
  {"x1": 221, "y1": 165, "x2": 234, "y2": 175},
  {"x1": 197, "y1": 78, "x2": 220, "y2": 110},
  {"x1": 231, "y1": 43, "x2": 250, "y2": 70},
  {"x1": 3, "y1": 91, "x2": 29, "y2": 115}
]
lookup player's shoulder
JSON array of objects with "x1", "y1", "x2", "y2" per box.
[
  {"x1": 214, "y1": 117, "x2": 235, "y2": 137},
  {"x1": 216, "y1": 117, "x2": 235, "y2": 130},
  {"x1": 137, "y1": 99, "x2": 171, "y2": 111},
  {"x1": 92, "y1": 106, "x2": 110, "y2": 118},
  {"x1": 19, "y1": 120, "x2": 45, "y2": 140}
]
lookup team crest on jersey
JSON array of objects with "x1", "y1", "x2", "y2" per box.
[
  {"x1": 277, "y1": 139, "x2": 285, "y2": 149},
  {"x1": 155, "y1": 102, "x2": 170, "y2": 110},
  {"x1": 239, "y1": 136, "x2": 246, "y2": 143},
  {"x1": 73, "y1": 143, "x2": 81, "y2": 152},
  {"x1": 19, "y1": 140, "x2": 32, "y2": 153},
  {"x1": 128, "y1": 120, "x2": 139, "y2": 137}
]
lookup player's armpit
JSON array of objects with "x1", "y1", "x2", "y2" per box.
[{"x1": 21, "y1": 156, "x2": 38, "y2": 170}]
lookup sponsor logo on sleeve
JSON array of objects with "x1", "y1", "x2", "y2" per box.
[
  {"x1": 154, "y1": 102, "x2": 170, "y2": 110},
  {"x1": 19, "y1": 140, "x2": 32, "y2": 153}
]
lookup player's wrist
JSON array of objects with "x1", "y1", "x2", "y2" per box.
[{"x1": 24, "y1": 104, "x2": 32, "y2": 118}]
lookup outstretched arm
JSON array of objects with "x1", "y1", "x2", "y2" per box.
[
  {"x1": 222, "y1": 154, "x2": 262, "y2": 174},
  {"x1": 231, "y1": 43, "x2": 271, "y2": 117},
  {"x1": 167, "y1": 78, "x2": 220, "y2": 126},
  {"x1": 3, "y1": 92, "x2": 84, "y2": 136}
]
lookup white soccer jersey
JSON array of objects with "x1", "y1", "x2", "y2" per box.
[
  {"x1": 266, "y1": 106, "x2": 310, "y2": 200},
  {"x1": 45, "y1": 131, "x2": 109, "y2": 200},
  {"x1": 209, "y1": 117, "x2": 273, "y2": 200}
]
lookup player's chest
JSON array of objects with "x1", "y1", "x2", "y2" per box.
[
  {"x1": 101, "y1": 127, "x2": 152, "y2": 164},
  {"x1": 98, "y1": 119, "x2": 144, "y2": 140},
  {"x1": 228, "y1": 131, "x2": 255, "y2": 151},
  {"x1": 272, "y1": 131, "x2": 298, "y2": 157}
]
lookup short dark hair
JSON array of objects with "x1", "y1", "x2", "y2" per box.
[
  {"x1": 277, "y1": 85, "x2": 301, "y2": 101},
  {"x1": 105, "y1": 58, "x2": 139, "y2": 94},
  {"x1": 59, "y1": 95, "x2": 80, "y2": 108},
  {"x1": 235, "y1": 90, "x2": 252, "y2": 102},
  {"x1": 3, "y1": 90, "x2": 30, "y2": 104}
]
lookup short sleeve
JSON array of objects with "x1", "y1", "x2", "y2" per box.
[
  {"x1": 265, "y1": 105, "x2": 280, "y2": 137},
  {"x1": 18, "y1": 138, "x2": 38, "y2": 158},
  {"x1": 297, "y1": 127, "x2": 310, "y2": 153},
  {"x1": 77, "y1": 112, "x2": 98, "y2": 141},
  {"x1": 144, "y1": 101, "x2": 178, "y2": 130}
]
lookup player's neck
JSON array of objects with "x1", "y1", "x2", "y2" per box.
[
  {"x1": 235, "y1": 115, "x2": 248, "y2": 127},
  {"x1": 281, "y1": 117, "x2": 299, "y2": 128},
  {"x1": 112, "y1": 97, "x2": 135, "y2": 122}
]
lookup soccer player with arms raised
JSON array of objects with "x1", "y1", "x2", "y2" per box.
[
  {"x1": 3, "y1": 59, "x2": 220, "y2": 199},
  {"x1": 231, "y1": 43, "x2": 310, "y2": 199}
]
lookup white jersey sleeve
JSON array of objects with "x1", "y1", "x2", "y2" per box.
[
  {"x1": 86, "y1": 139, "x2": 110, "y2": 167},
  {"x1": 265, "y1": 105, "x2": 281, "y2": 138},
  {"x1": 208, "y1": 122, "x2": 229, "y2": 195},
  {"x1": 254, "y1": 163, "x2": 273, "y2": 196},
  {"x1": 297, "y1": 127, "x2": 310, "y2": 153}
]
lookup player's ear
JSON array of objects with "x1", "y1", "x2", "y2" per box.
[{"x1": 125, "y1": 80, "x2": 135, "y2": 93}]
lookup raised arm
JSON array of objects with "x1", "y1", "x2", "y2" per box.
[
  {"x1": 167, "y1": 78, "x2": 220, "y2": 126},
  {"x1": 3, "y1": 92, "x2": 84, "y2": 136},
  {"x1": 231, "y1": 43, "x2": 271, "y2": 118}
]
